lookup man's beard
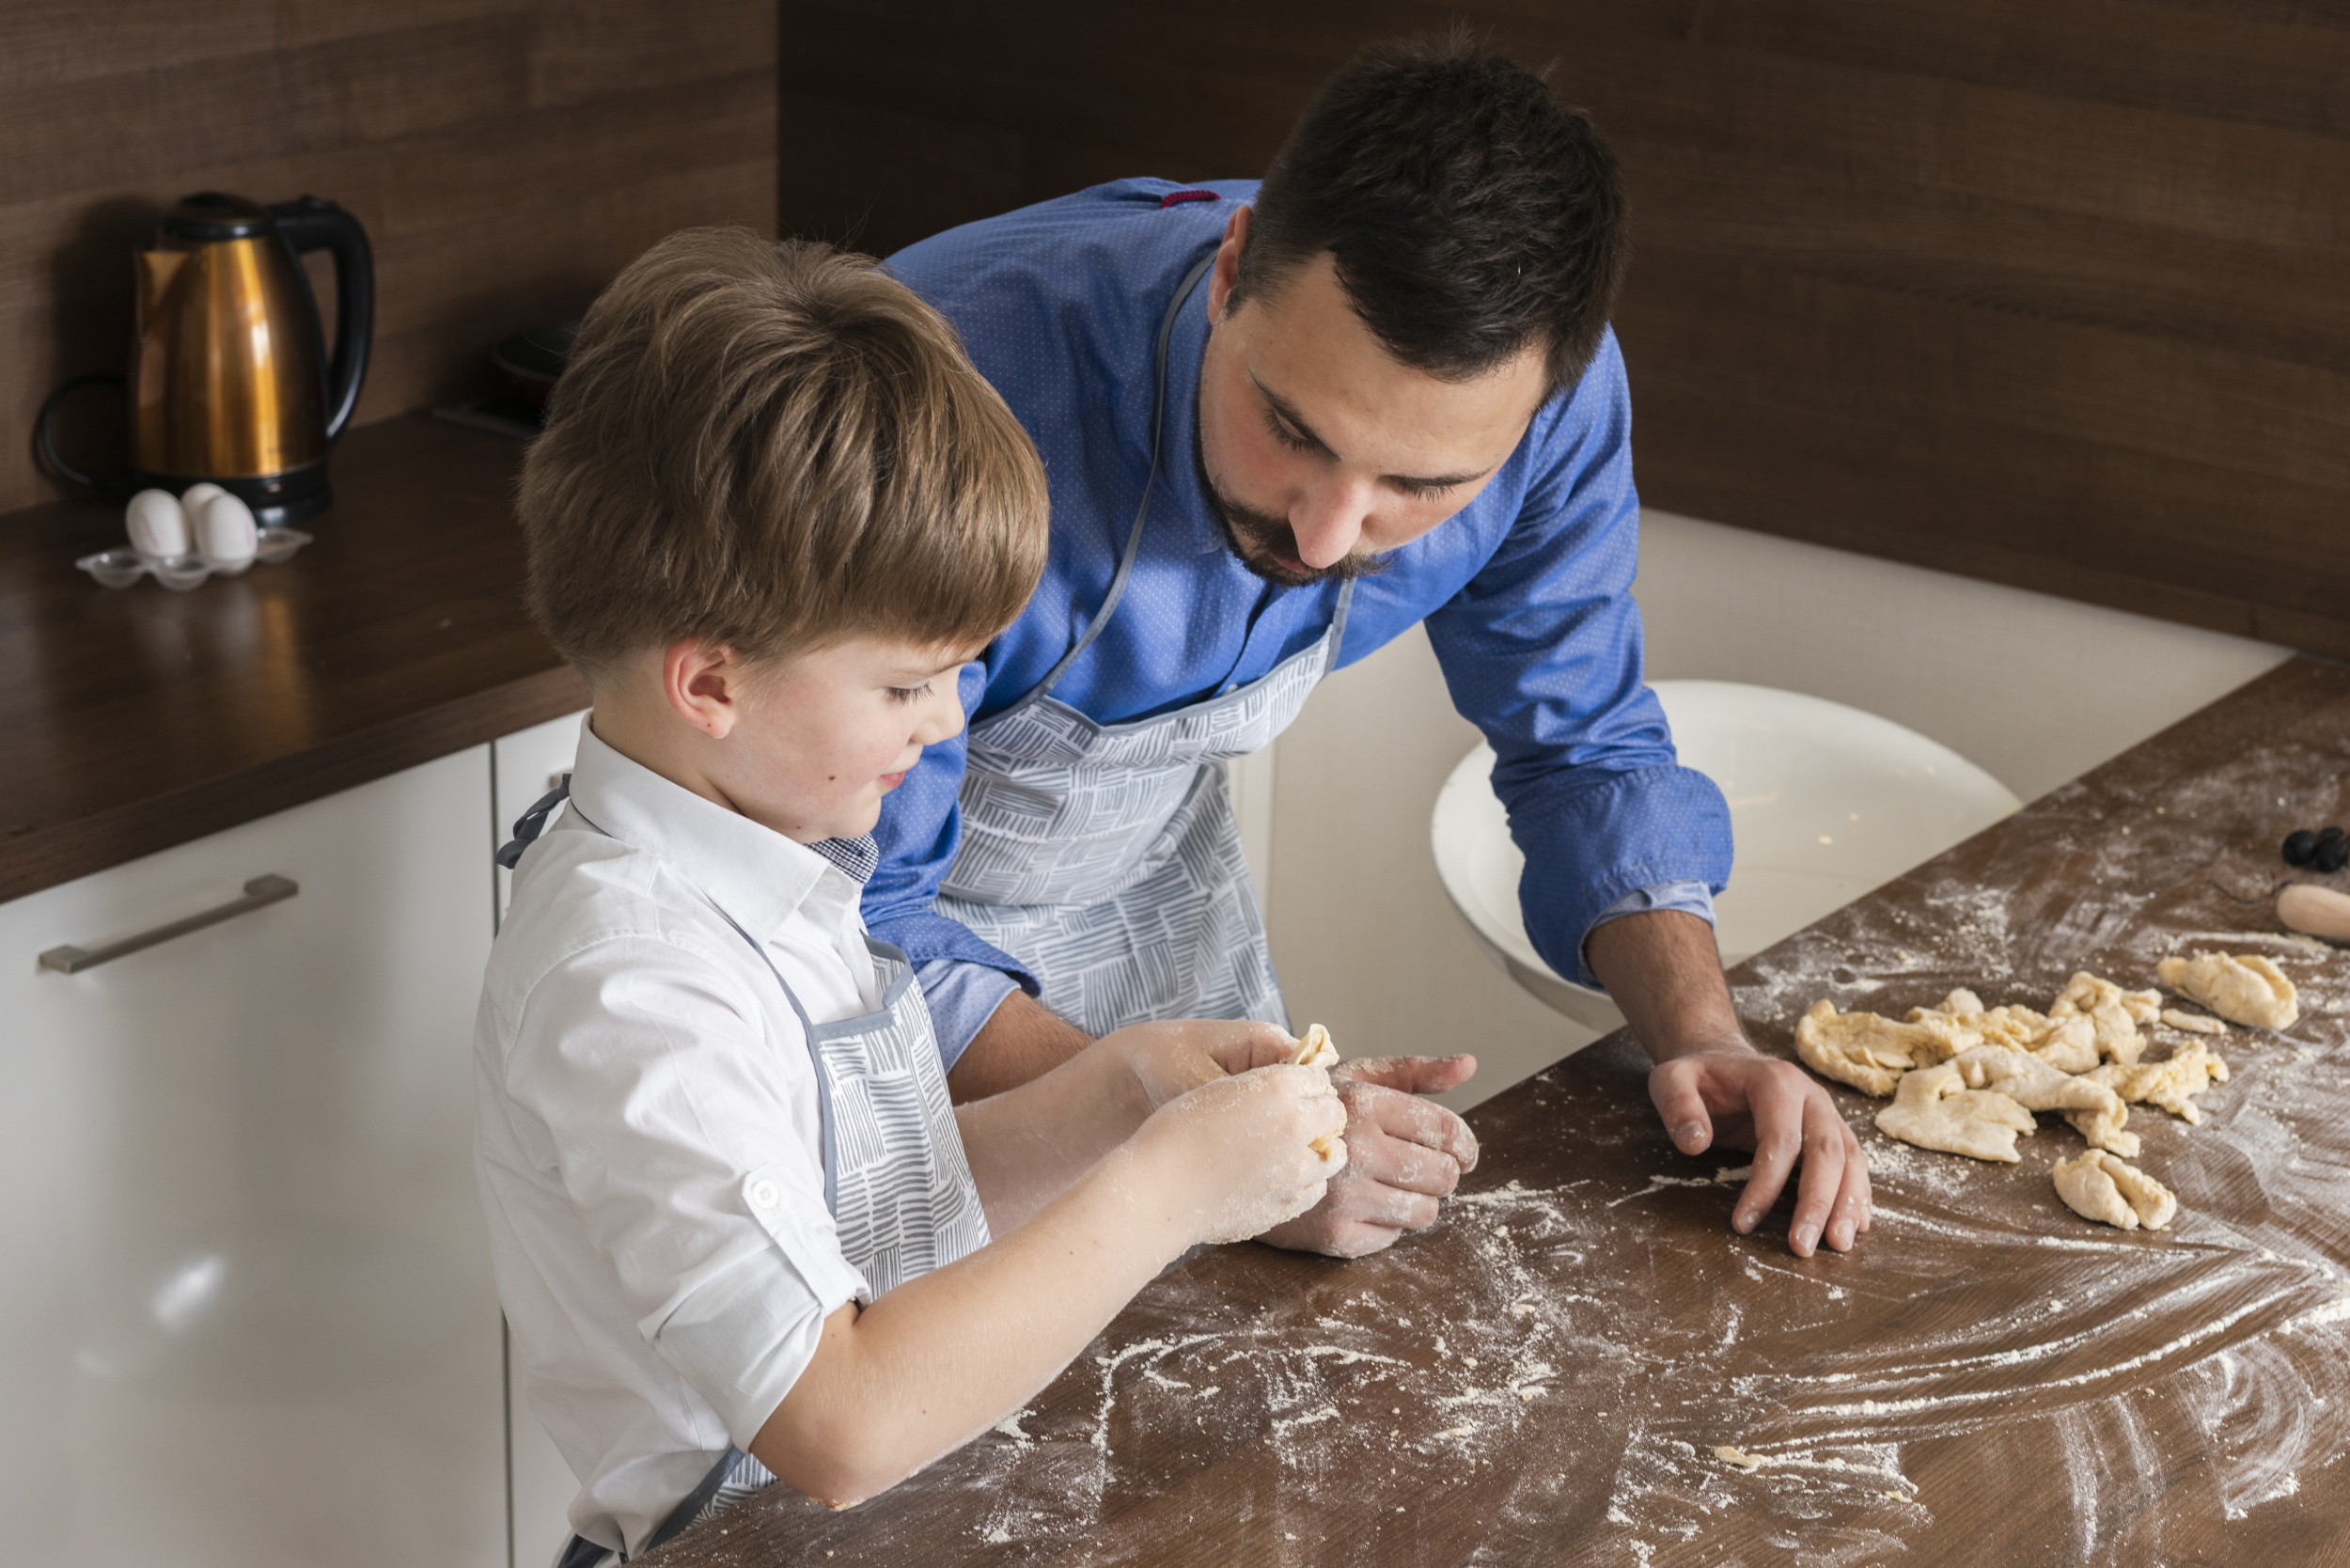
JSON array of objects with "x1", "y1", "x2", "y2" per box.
[{"x1": 1192, "y1": 394, "x2": 1390, "y2": 589}]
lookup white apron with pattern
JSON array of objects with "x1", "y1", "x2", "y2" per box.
[
  {"x1": 498, "y1": 795, "x2": 988, "y2": 1564},
  {"x1": 937, "y1": 255, "x2": 1355, "y2": 1036}
]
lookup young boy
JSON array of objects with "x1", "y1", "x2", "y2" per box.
[{"x1": 476, "y1": 229, "x2": 1348, "y2": 1565}]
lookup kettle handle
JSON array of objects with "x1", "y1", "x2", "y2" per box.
[{"x1": 267, "y1": 196, "x2": 374, "y2": 443}]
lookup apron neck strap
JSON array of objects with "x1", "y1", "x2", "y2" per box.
[{"x1": 1028, "y1": 252, "x2": 1216, "y2": 701}]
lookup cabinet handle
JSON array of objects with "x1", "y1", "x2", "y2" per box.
[{"x1": 39, "y1": 874, "x2": 299, "y2": 975}]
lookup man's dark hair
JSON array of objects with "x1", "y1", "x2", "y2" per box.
[{"x1": 1230, "y1": 33, "x2": 1626, "y2": 399}]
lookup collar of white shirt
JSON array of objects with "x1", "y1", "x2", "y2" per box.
[{"x1": 564, "y1": 716, "x2": 839, "y2": 944}]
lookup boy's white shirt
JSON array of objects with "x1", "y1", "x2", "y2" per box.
[{"x1": 475, "y1": 715, "x2": 887, "y2": 1557}]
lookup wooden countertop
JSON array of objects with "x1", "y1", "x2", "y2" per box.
[
  {"x1": 0, "y1": 416, "x2": 586, "y2": 903},
  {"x1": 649, "y1": 655, "x2": 2350, "y2": 1567}
]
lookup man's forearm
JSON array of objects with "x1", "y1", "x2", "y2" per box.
[
  {"x1": 946, "y1": 988, "x2": 1094, "y2": 1103},
  {"x1": 1583, "y1": 909, "x2": 1752, "y2": 1062}
]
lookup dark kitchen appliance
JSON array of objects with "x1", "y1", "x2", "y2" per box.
[{"x1": 38, "y1": 192, "x2": 374, "y2": 525}]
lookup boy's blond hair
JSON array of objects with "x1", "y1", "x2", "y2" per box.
[{"x1": 519, "y1": 228, "x2": 1048, "y2": 680}]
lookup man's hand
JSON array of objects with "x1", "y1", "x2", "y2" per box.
[
  {"x1": 1586, "y1": 909, "x2": 1870, "y2": 1259},
  {"x1": 1258, "y1": 1055, "x2": 1480, "y2": 1258},
  {"x1": 1648, "y1": 1049, "x2": 1869, "y2": 1257}
]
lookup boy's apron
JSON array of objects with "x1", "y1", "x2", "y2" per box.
[
  {"x1": 498, "y1": 798, "x2": 987, "y2": 1566},
  {"x1": 936, "y1": 255, "x2": 1355, "y2": 1038}
]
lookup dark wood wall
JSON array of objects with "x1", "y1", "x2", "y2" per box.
[
  {"x1": 4, "y1": 0, "x2": 776, "y2": 515},
  {"x1": 774, "y1": 0, "x2": 2350, "y2": 659}
]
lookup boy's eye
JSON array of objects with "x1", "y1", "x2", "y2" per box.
[{"x1": 886, "y1": 682, "x2": 932, "y2": 704}]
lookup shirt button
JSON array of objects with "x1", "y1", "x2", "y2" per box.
[{"x1": 749, "y1": 1180, "x2": 779, "y2": 1210}]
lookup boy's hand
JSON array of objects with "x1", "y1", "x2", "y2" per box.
[
  {"x1": 1104, "y1": 1018, "x2": 1306, "y2": 1111},
  {"x1": 1129, "y1": 1064, "x2": 1350, "y2": 1246}
]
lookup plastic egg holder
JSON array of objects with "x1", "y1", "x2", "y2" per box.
[{"x1": 79, "y1": 485, "x2": 311, "y2": 591}]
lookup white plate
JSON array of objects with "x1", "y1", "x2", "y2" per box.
[{"x1": 1432, "y1": 681, "x2": 2020, "y2": 1028}]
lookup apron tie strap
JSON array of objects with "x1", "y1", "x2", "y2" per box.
[{"x1": 495, "y1": 776, "x2": 572, "y2": 870}]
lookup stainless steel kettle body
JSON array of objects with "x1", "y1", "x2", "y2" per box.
[{"x1": 130, "y1": 193, "x2": 374, "y2": 525}]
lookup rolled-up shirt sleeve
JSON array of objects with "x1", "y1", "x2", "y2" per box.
[
  {"x1": 501, "y1": 933, "x2": 870, "y2": 1447},
  {"x1": 1422, "y1": 338, "x2": 1734, "y2": 990}
]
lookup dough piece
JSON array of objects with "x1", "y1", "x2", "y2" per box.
[
  {"x1": 1950, "y1": 1047, "x2": 2137, "y2": 1157},
  {"x1": 1921, "y1": 988, "x2": 1985, "y2": 1018},
  {"x1": 2156, "y1": 951, "x2": 2298, "y2": 1030},
  {"x1": 1911, "y1": 992, "x2": 2097, "y2": 1073},
  {"x1": 2047, "y1": 972, "x2": 2158, "y2": 1066},
  {"x1": 1874, "y1": 1062, "x2": 2037, "y2": 1162},
  {"x1": 1288, "y1": 1024, "x2": 1343, "y2": 1156},
  {"x1": 2085, "y1": 1042, "x2": 2230, "y2": 1124},
  {"x1": 1797, "y1": 1000, "x2": 1960, "y2": 1096},
  {"x1": 2159, "y1": 1008, "x2": 2225, "y2": 1036},
  {"x1": 1290, "y1": 1023, "x2": 1339, "y2": 1069},
  {"x1": 2052, "y1": 1150, "x2": 2177, "y2": 1231}
]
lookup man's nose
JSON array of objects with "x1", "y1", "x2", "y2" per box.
[{"x1": 1289, "y1": 479, "x2": 1370, "y2": 570}]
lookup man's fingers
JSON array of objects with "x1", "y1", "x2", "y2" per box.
[
  {"x1": 1829, "y1": 1135, "x2": 1872, "y2": 1249},
  {"x1": 1347, "y1": 1079, "x2": 1480, "y2": 1169},
  {"x1": 1647, "y1": 1061, "x2": 1716, "y2": 1156},
  {"x1": 1336, "y1": 1053, "x2": 1479, "y2": 1097},
  {"x1": 1730, "y1": 1070, "x2": 1808, "y2": 1234},
  {"x1": 1783, "y1": 1107, "x2": 1849, "y2": 1257},
  {"x1": 1342, "y1": 1122, "x2": 1465, "y2": 1200}
]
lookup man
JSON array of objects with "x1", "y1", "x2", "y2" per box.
[{"x1": 865, "y1": 36, "x2": 1871, "y2": 1261}]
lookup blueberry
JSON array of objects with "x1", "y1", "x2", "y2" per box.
[
  {"x1": 2285, "y1": 829, "x2": 2319, "y2": 866},
  {"x1": 2323, "y1": 824, "x2": 2346, "y2": 846},
  {"x1": 2320, "y1": 840, "x2": 2350, "y2": 874}
]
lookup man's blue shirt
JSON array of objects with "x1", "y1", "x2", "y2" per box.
[{"x1": 869, "y1": 178, "x2": 1733, "y2": 1063}]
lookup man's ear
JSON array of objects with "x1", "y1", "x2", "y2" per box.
[
  {"x1": 1207, "y1": 204, "x2": 1253, "y2": 321},
  {"x1": 660, "y1": 637, "x2": 744, "y2": 740}
]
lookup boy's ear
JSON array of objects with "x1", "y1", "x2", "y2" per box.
[{"x1": 661, "y1": 637, "x2": 744, "y2": 739}]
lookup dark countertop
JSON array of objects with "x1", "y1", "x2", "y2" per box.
[
  {"x1": 648, "y1": 656, "x2": 2350, "y2": 1567},
  {"x1": 0, "y1": 416, "x2": 586, "y2": 903}
]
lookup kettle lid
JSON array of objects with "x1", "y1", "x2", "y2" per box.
[{"x1": 161, "y1": 192, "x2": 274, "y2": 241}]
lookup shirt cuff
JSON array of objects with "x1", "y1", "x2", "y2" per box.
[
  {"x1": 915, "y1": 958, "x2": 1021, "y2": 1072},
  {"x1": 1579, "y1": 880, "x2": 1716, "y2": 985}
]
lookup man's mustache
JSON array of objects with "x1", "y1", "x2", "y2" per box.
[{"x1": 1215, "y1": 497, "x2": 1391, "y2": 588}]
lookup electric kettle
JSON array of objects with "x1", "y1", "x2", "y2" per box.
[{"x1": 39, "y1": 192, "x2": 374, "y2": 526}]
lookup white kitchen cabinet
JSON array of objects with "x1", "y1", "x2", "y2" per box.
[
  {"x1": 0, "y1": 748, "x2": 505, "y2": 1568},
  {"x1": 490, "y1": 709, "x2": 590, "y2": 1568}
]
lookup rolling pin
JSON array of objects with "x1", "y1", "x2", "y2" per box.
[{"x1": 2279, "y1": 883, "x2": 2350, "y2": 943}]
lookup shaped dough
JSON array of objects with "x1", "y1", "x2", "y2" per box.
[
  {"x1": 1797, "y1": 1000, "x2": 1960, "y2": 1096},
  {"x1": 2159, "y1": 1008, "x2": 2225, "y2": 1036},
  {"x1": 1290, "y1": 1023, "x2": 1339, "y2": 1069},
  {"x1": 2155, "y1": 951, "x2": 2298, "y2": 1030},
  {"x1": 1950, "y1": 1047, "x2": 2137, "y2": 1157},
  {"x1": 2084, "y1": 1041, "x2": 2230, "y2": 1124},
  {"x1": 2053, "y1": 1150, "x2": 2177, "y2": 1231},
  {"x1": 1910, "y1": 993, "x2": 2097, "y2": 1073},
  {"x1": 1290, "y1": 1024, "x2": 1342, "y2": 1157},
  {"x1": 2047, "y1": 972, "x2": 2159, "y2": 1066},
  {"x1": 1874, "y1": 1062, "x2": 2037, "y2": 1163}
]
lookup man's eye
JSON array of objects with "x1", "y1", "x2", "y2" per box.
[
  {"x1": 1392, "y1": 476, "x2": 1458, "y2": 500},
  {"x1": 887, "y1": 682, "x2": 932, "y2": 704},
  {"x1": 1263, "y1": 408, "x2": 1317, "y2": 454}
]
